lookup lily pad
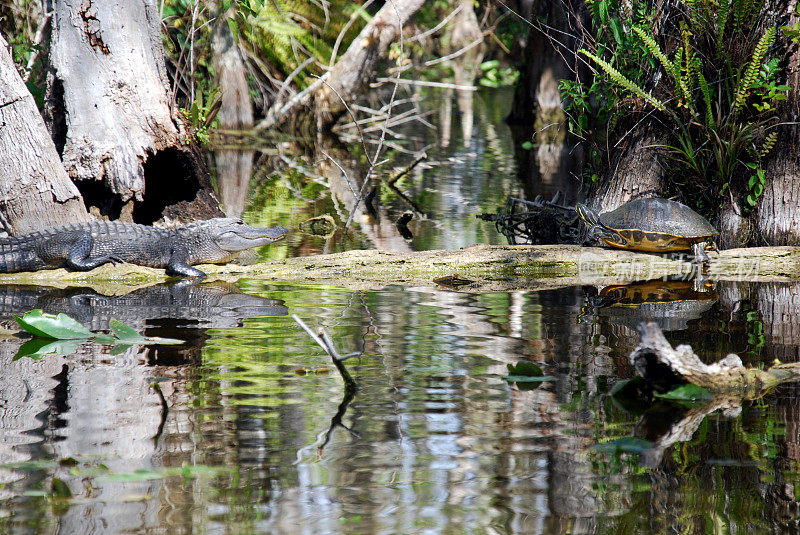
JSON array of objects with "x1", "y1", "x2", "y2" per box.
[
  {"x1": 109, "y1": 320, "x2": 183, "y2": 345},
  {"x1": 13, "y1": 310, "x2": 92, "y2": 339},
  {"x1": 13, "y1": 338, "x2": 83, "y2": 360}
]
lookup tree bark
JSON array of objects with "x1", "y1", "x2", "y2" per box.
[
  {"x1": 0, "y1": 34, "x2": 90, "y2": 234},
  {"x1": 46, "y1": 0, "x2": 222, "y2": 223},
  {"x1": 211, "y1": 5, "x2": 252, "y2": 130},
  {"x1": 589, "y1": 123, "x2": 666, "y2": 211},
  {"x1": 756, "y1": 2, "x2": 800, "y2": 245}
]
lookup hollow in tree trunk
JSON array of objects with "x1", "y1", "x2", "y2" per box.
[{"x1": 46, "y1": 0, "x2": 222, "y2": 224}]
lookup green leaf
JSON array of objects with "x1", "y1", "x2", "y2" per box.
[
  {"x1": 13, "y1": 310, "x2": 92, "y2": 339},
  {"x1": 521, "y1": 141, "x2": 534, "y2": 150},
  {"x1": 654, "y1": 383, "x2": 713, "y2": 401},
  {"x1": 480, "y1": 60, "x2": 499, "y2": 70},
  {"x1": 593, "y1": 437, "x2": 654, "y2": 453},
  {"x1": 109, "y1": 320, "x2": 145, "y2": 342},
  {"x1": 507, "y1": 361, "x2": 543, "y2": 377},
  {"x1": 609, "y1": 18, "x2": 625, "y2": 44},
  {"x1": 51, "y1": 478, "x2": 72, "y2": 499},
  {"x1": 598, "y1": 0, "x2": 609, "y2": 22},
  {"x1": 109, "y1": 319, "x2": 183, "y2": 345},
  {"x1": 13, "y1": 338, "x2": 82, "y2": 361},
  {"x1": 227, "y1": 18, "x2": 239, "y2": 42},
  {"x1": 91, "y1": 334, "x2": 117, "y2": 345}
]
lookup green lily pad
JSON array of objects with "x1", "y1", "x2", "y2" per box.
[
  {"x1": 13, "y1": 310, "x2": 92, "y2": 339},
  {"x1": 109, "y1": 320, "x2": 183, "y2": 345},
  {"x1": 13, "y1": 338, "x2": 83, "y2": 360}
]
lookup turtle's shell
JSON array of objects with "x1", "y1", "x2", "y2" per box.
[{"x1": 598, "y1": 198, "x2": 718, "y2": 252}]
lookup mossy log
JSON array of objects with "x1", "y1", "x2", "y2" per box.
[
  {"x1": 631, "y1": 322, "x2": 800, "y2": 396},
  {"x1": 0, "y1": 245, "x2": 799, "y2": 293}
]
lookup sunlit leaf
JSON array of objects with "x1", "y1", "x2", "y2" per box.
[
  {"x1": 13, "y1": 310, "x2": 92, "y2": 339},
  {"x1": 109, "y1": 320, "x2": 183, "y2": 345}
]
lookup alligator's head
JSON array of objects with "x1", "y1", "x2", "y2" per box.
[{"x1": 190, "y1": 218, "x2": 288, "y2": 262}]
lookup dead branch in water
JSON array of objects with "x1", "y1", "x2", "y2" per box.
[
  {"x1": 293, "y1": 314, "x2": 359, "y2": 390},
  {"x1": 630, "y1": 322, "x2": 800, "y2": 395}
]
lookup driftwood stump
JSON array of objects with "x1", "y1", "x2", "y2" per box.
[{"x1": 630, "y1": 322, "x2": 800, "y2": 395}]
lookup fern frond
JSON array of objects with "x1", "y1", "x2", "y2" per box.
[
  {"x1": 716, "y1": 0, "x2": 729, "y2": 54},
  {"x1": 633, "y1": 27, "x2": 674, "y2": 74},
  {"x1": 760, "y1": 131, "x2": 777, "y2": 158},
  {"x1": 732, "y1": 26, "x2": 775, "y2": 115},
  {"x1": 697, "y1": 70, "x2": 716, "y2": 128},
  {"x1": 580, "y1": 49, "x2": 667, "y2": 111}
]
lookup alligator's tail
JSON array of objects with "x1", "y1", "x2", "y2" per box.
[{"x1": 0, "y1": 240, "x2": 45, "y2": 273}]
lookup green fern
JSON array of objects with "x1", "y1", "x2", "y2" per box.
[
  {"x1": 732, "y1": 26, "x2": 775, "y2": 116},
  {"x1": 632, "y1": 27, "x2": 674, "y2": 74},
  {"x1": 580, "y1": 49, "x2": 667, "y2": 111},
  {"x1": 760, "y1": 131, "x2": 778, "y2": 158},
  {"x1": 697, "y1": 70, "x2": 715, "y2": 128},
  {"x1": 716, "y1": 0, "x2": 729, "y2": 54}
]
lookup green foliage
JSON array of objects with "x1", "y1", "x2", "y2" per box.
[
  {"x1": 180, "y1": 88, "x2": 221, "y2": 145},
  {"x1": 564, "y1": 0, "x2": 791, "y2": 213},
  {"x1": 233, "y1": 0, "x2": 369, "y2": 88},
  {"x1": 478, "y1": 60, "x2": 519, "y2": 88},
  {"x1": 12, "y1": 310, "x2": 183, "y2": 360}
]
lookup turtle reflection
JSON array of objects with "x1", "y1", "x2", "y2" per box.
[{"x1": 585, "y1": 279, "x2": 718, "y2": 332}]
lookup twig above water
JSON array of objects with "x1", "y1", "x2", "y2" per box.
[{"x1": 293, "y1": 314, "x2": 358, "y2": 390}]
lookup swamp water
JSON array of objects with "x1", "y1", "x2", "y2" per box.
[{"x1": 1, "y1": 89, "x2": 799, "y2": 533}]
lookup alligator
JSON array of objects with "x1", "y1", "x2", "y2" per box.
[{"x1": 0, "y1": 218, "x2": 288, "y2": 278}]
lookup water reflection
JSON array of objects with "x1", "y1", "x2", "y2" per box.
[{"x1": 0, "y1": 280, "x2": 799, "y2": 531}]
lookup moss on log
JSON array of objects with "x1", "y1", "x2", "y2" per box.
[{"x1": 0, "y1": 244, "x2": 799, "y2": 293}]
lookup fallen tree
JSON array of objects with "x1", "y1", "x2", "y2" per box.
[{"x1": 1, "y1": 244, "x2": 800, "y2": 291}]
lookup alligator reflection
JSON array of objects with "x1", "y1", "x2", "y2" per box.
[{"x1": 0, "y1": 282, "x2": 288, "y2": 365}]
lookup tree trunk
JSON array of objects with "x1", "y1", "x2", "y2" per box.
[
  {"x1": 46, "y1": 0, "x2": 222, "y2": 224},
  {"x1": 211, "y1": 5, "x2": 252, "y2": 130},
  {"x1": 756, "y1": 2, "x2": 800, "y2": 245},
  {"x1": 589, "y1": 123, "x2": 666, "y2": 211},
  {"x1": 0, "y1": 33, "x2": 90, "y2": 234}
]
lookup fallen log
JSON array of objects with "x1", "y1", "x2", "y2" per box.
[{"x1": 0, "y1": 244, "x2": 799, "y2": 292}]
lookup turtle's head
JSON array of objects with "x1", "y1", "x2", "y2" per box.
[
  {"x1": 576, "y1": 204, "x2": 611, "y2": 244},
  {"x1": 576, "y1": 203, "x2": 600, "y2": 227}
]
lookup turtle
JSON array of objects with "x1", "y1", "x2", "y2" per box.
[{"x1": 575, "y1": 198, "x2": 718, "y2": 262}]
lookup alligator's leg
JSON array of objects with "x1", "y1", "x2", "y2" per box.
[
  {"x1": 165, "y1": 261, "x2": 207, "y2": 279},
  {"x1": 66, "y1": 234, "x2": 124, "y2": 271}
]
